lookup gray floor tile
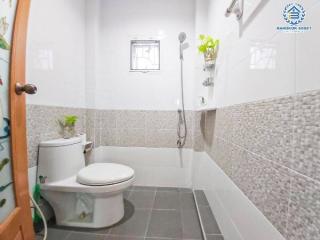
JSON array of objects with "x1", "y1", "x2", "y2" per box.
[
  {"x1": 36, "y1": 235, "x2": 43, "y2": 240},
  {"x1": 49, "y1": 226, "x2": 110, "y2": 235},
  {"x1": 146, "y1": 210, "x2": 183, "y2": 238},
  {"x1": 124, "y1": 190, "x2": 131, "y2": 199},
  {"x1": 156, "y1": 187, "x2": 180, "y2": 192},
  {"x1": 88, "y1": 227, "x2": 110, "y2": 235},
  {"x1": 195, "y1": 190, "x2": 209, "y2": 206},
  {"x1": 181, "y1": 210, "x2": 203, "y2": 239},
  {"x1": 180, "y1": 192, "x2": 196, "y2": 210},
  {"x1": 66, "y1": 232, "x2": 105, "y2": 240},
  {"x1": 179, "y1": 188, "x2": 193, "y2": 193},
  {"x1": 199, "y1": 206, "x2": 221, "y2": 235},
  {"x1": 145, "y1": 238, "x2": 177, "y2": 240},
  {"x1": 153, "y1": 191, "x2": 180, "y2": 210},
  {"x1": 47, "y1": 187, "x2": 218, "y2": 240},
  {"x1": 106, "y1": 236, "x2": 144, "y2": 240},
  {"x1": 206, "y1": 234, "x2": 224, "y2": 240},
  {"x1": 120, "y1": 199, "x2": 136, "y2": 223},
  {"x1": 133, "y1": 186, "x2": 157, "y2": 192},
  {"x1": 128, "y1": 191, "x2": 155, "y2": 209},
  {"x1": 46, "y1": 228, "x2": 72, "y2": 240},
  {"x1": 109, "y1": 208, "x2": 151, "y2": 237}
]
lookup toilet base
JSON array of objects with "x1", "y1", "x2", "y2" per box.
[{"x1": 42, "y1": 190, "x2": 125, "y2": 228}]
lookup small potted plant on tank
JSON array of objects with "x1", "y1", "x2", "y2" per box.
[
  {"x1": 58, "y1": 115, "x2": 78, "y2": 139},
  {"x1": 198, "y1": 34, "x2": 219, "y2": 65}
]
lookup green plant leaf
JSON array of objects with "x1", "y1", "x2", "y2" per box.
[
  {"x1": 0, "y1": 158, "x2": 9, "y2": 171},
  {"x1": 0, "y1": 35, "x2": 10, "y2": 50},
  {"x1": 197, "y1": 34, "x2": 220, "y2": 54},
  {"x1": 198, "y1": 45, "x2": 207, "y2": 53},
  {"x1": 0, "y1": 199, "x2": 6, "y2": 208},
  {"x1": 64, "y1": 115, "x2": 78, "y2": 127}
]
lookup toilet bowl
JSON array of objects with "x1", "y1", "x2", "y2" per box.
[{"x1": 37, "y1": 137, "x2": 134, "y2": 228}]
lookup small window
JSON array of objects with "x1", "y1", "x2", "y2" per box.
[{"x1": 130, "y1": 40, "x2": 160, "y2": 71}]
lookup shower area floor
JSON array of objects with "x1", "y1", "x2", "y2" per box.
[{"x1": 39, "y1": 187, "x2": 224, "y2": 240}]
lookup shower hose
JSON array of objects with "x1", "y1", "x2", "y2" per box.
[{"x1": 30, "y1": 193, "x2": 48, "y2": 240}]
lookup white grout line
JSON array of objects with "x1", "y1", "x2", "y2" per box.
[{"x1": 143, "y1": 189, "x2": 156, "y2": 238}]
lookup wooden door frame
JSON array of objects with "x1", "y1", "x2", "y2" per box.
[{"x1": 0, "y1": 0, "x2": 34, "y2": 239}]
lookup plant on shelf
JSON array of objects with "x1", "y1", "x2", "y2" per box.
[
  {"x1": 58, "y1": 115, "x2": 78, "y2": 139},
  {"x1": 198, "y1": 34, "x2": 219, "y2": 64}
]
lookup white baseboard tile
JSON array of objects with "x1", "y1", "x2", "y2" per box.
[
  {"x1": 93, "y1": 146, "x2": 194, "y2": 188},
  {"x1": 192, "y1": 152, "x2": 286, "y2": 240}
]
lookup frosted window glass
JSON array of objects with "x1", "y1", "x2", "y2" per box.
[
  {"x1": 0, "y1": 0, "x2": 18, "y2": 222},
  {"x1": 131, "y1": 40, "x2": 160, "y2": 71}
]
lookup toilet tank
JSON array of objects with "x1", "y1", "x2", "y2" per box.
[{"x1": 37, "y1": 137, "x2": 85, "y2": 184}]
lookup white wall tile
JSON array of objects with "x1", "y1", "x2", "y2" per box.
[
  {"x1": 26, "y1": 0, "x2": 87, "y2": 108},
  {"x1": 224, "y1": 33, "x2": 295, "y2": 106},
  {"x1": 198, "y1": 0, "x2": 319, "y2": 108},
  {"x1": 296, "y1": 0, "x2": 320, "y2": 93},
  {"x1": 94, "y1": 146, "x2": 194, "y2": 188},
  {"x1": 95, "y1": 0, "x2": 196, "y2": 110}
]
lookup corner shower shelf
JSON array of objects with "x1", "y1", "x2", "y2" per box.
[
  {"x1": 198, "y1": 106, "x2": 217, "y2": 112},
  {"x1": 202, "y1": 77, "x2": 214, "y2": 87},
  {"x1": 203, "y1": 62, "x2": 215, "y2": 71},
  {"x1": 202, "y1": 62, "x2": 216, "y2": 88}
]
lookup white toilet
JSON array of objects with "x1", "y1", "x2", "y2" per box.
[{"x1": 37, "y1": 137, "x2": 135, "y2": 228}]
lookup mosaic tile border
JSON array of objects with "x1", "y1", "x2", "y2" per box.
[
  {"x1": 26, "y1": 105, "x2": 86, "y2": 168},
  {"x1": 202, "y1": 89, "x2": 320, "y2": 240},
  {"x1": 27, "y1": 106, "x2": 203, "y2": 168},
  {"x1": 87, "y1": 109, "x2": 200, "y2": 149}
]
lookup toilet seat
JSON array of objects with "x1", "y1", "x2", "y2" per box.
[
  {"x1": 77, "y1": 163, "x2": 135, "y2": 186},
  {"x1": 40, "y1": 163, "x2": 135, "y2": 194},
  {"x1": 40, "y1": 175, "x2": 134, "y2": 194}
]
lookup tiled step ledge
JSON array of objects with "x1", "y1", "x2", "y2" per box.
[{"x1": 194, "y1": 190, "x2": 224, "y2": 240}]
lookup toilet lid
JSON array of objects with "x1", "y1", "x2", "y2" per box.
[{"x1": 76, "y1": 163, "x2": 134, "y2": 186}]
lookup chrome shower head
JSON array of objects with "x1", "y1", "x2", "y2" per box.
[{"x1": 178, "y1": 32, "x2": 187, "y2": 43}]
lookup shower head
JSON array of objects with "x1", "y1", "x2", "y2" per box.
[
  {"x1": 179, "y1": 32, "x2": 187, "y2": 60},
  {"x1": 178, "y1": 32, "x2": 187, "y2": 43}
]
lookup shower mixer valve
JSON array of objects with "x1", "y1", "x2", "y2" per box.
[{"x1": 203, "y1": 77, "x2": 214, "y2": 87}]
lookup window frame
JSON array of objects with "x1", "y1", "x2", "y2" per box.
[{"x1": 130, "y1": 40, "x2": 161, "y2": 72}]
